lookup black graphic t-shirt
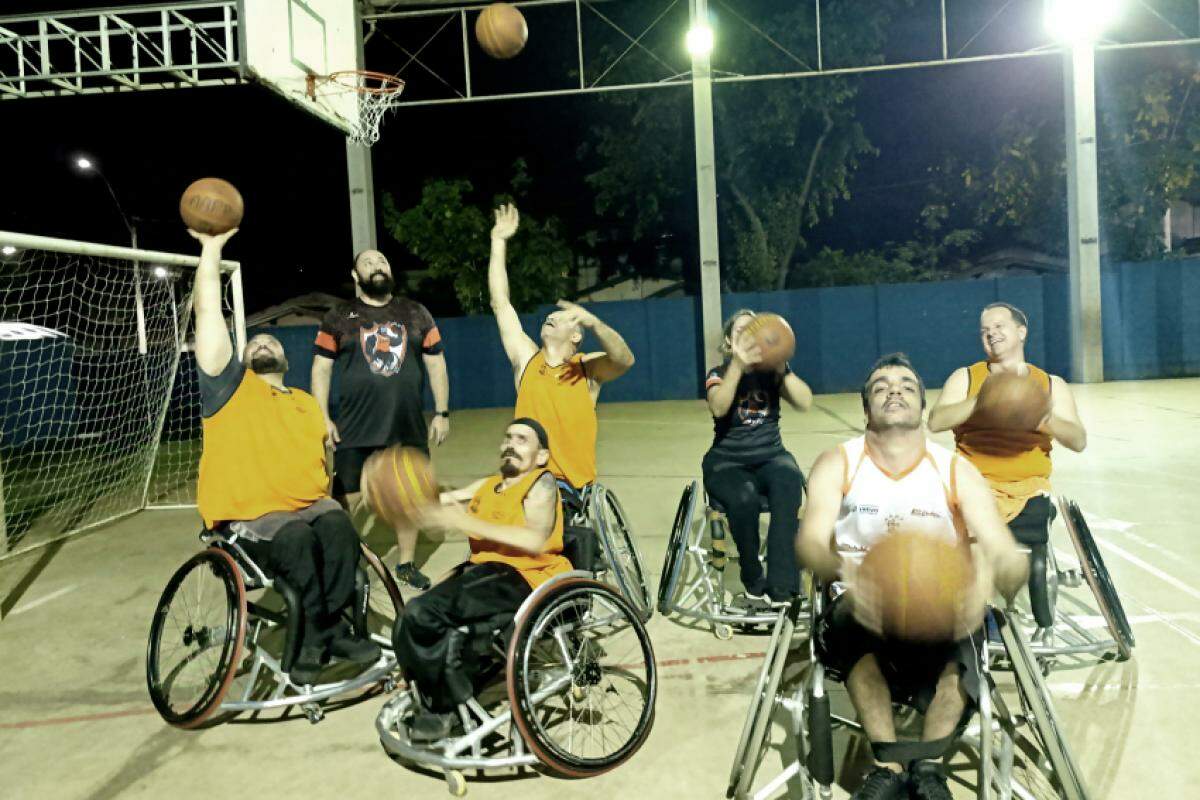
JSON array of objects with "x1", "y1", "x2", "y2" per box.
[
  {"x1": 313, "y1": 296, "x2": 443, "y2": 448},
  {"x1": 704, "y1": 361, "x2": 785, "y2": 463}
]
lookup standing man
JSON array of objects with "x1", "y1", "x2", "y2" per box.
[
  {"x1": 312, "y1": 249, "x2": 451, "y2": 591},
  {"x1": 798, "y1": 354, "x2": 1027, "y2": 800},
  {"x1": 927, "y1": 302, "x2": 1087, "y2": 627},
  {"x1": 487, "y1": 204, "x2": 635, "y2": 492}
]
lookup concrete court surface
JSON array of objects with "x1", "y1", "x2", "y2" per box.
[{"x1": 1, "y1": 379, "x2": 1198, "y2": 799}]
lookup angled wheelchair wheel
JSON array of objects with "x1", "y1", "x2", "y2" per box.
[
  {"x1": 358, "y1": 544, "x2": 404, "y2": 646},
  {"x1": 592, "y1": 485, "x2": 654, "y2": 622},
  {"x1": 727, "y1": 603, "x2": 794, "y2": 798},
  {"x1": 507, "y1": 577, "x2": 657, "y2": 778},
  {"x1": 1058, "y1": 498, "x2": 1134, "y2": 660},
  {"x1": 995, "y1": 609, "x2": 1090, "y2": 800},
  {"x1": 146, "y1": 548, "x2": 247, "y2": 728},
  {"x1": 658, "y1": 481, "x2": 698, "y2": 613}
]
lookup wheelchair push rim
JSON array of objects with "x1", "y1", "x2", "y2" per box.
[
  {"x1": 146, "y1": 548, "x2": 247, "y2": 728},
  {"x1": 592, "y1": 486, "x2": 655, "y2": 622},
  {"x1": 358, "y1": 543, "x2": 404, "y2": 647},
  {"x1": 658, "y1": 481, "x2": 698, "y2": 613},
  {"x1": 506, "y1": 577, "x2": 657, "y2": 778}
]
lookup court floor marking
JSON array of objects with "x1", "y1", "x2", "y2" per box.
[{"x1": 7, "y1": 584, "x2": 76, "y2": 616}]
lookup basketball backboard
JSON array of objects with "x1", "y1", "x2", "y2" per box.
[{"x1": 238, "y1": 0, "x2": 361, "y2": 134}]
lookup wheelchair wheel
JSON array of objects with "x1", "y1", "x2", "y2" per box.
[
  {"x1": 359, "y1": 544, "x2": 404, "y2": 646},
  {"x1": 507, "y1": 577, "x2": 657, "y2": 778},
  {"x1": 658, "y1": 481, "x2": 698, "y2": 613},
  {"x1": 1059, "y1": 498, "x2": 1134, "y2": 659},
  {"x1": 146, "y1": 548, "x2": 247, "y2": 728},
  {"x1": 727, "y1": 604, "x2": 793, "y2": 798},
  {"x1": 592, "y1": 485, "x2": 654, "y2": 622}
]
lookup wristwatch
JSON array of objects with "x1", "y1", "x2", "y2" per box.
[{"x1": 435, "y1": 411, "x2": 450, "y2": 418}]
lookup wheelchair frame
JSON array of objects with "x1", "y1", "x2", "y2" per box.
[
  {"x1": 727, "y1": 585, "x2": 1091, "y2": 800},
  {"x1": 146, "y1": 531, "x2": 403, "y2": 727},
  {"x1": 375, "y1": 570, "x2": 657, "y2": 796},
  {"x1": 659, "y1": 481, "x2": 786, "y2": 639}
]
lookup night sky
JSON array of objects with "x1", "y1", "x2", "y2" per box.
[{"x1": 0, "y1": 1, "x2": 1190, "y2": 316}]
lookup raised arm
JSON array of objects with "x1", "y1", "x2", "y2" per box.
[
  {"x1": 487, "y1": 204, "x2": 538, "y2": 374},
  {"x1": 188, "y1": 228, "x2": 238, "y2": 376},
  {"x1": 1041, "y1": 375, "x2": 1087, "y2": 452},
  {"x1": 706, "y1": 334, "x2": 758, "y2": 418},
  {"x1": 796, "y1": 447, "x2": 847, "y2": 582},
  {"x1": 955, "y1": 457, "x2": 1029, "y2": 600},
  {"x1": 927, "y1": 366, "x2": 974, "y2": 432},
  {"x1": 555, "y1": 300, "x2": 634, "y2": 384}
]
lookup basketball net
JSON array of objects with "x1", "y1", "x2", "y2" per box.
[{"x1": 306, "y1": 71, "x2": 406, "y2": 147}]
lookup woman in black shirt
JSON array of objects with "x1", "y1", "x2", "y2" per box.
[{"x1": 703, "y1": 310, "x2": 813, "y2": 605}]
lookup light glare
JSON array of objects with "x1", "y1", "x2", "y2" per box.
[
  {"x1": 153, "y1": 266, "x2": 169, "y2": 279},
  {"x1": 1, "y1": 245, "x2": 16, "y2": 256},
  {"x1": 1045, "y1": 0, "x2": 1121, "y2": 44},
  {"x1": 686, "y1": 24, "x2": 714, "y2": 57},
  {"x1": 75, "y1": 157, "x2": 93, "y2": 170}
]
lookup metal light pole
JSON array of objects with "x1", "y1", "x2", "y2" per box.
[{"x1": 688, "y1": 1, "x2": 723, "y2": 371}]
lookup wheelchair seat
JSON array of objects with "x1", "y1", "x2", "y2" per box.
[{"x1": 706, "y1": 492, "x2": 772, "y2": 516}]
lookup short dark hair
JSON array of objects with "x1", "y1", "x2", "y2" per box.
[
  {"x1": 860, "y1": 352, "x2": 926, "y2": 412},
  {"x1": 982, "y1": 302, "x2": 1028, "y2": 329}
]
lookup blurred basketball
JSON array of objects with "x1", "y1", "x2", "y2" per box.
[
  {"x1": 179, "y1": 178, "x2": 243, "y2": 235},
  {"x1": 742, "y1": 313, "x2": 795, "y2": 371},
  {"x1": 475, "y1": 3, "x2": 527, "y2": 59},
  {"x1": 362, "y1": 445, "x2": 438, "y2": 528},
  {"x1": 855, "y1": 530, "x2": 980, "y2": 642},
  {"x1": 975, "y1": 372, "x2": 1050, "y2": 431}
]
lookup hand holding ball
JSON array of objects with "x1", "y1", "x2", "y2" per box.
[
  {"x1": 739, "y1": 313, "x2": 795, "y2": 372},
  {"x1": 974, "y1": 372, "x2": 1051, "y2": 432},
  {"x1": 180, "y1": 178, "x2": 243, "y2": 235}
]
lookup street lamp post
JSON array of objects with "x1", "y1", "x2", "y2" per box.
[
  {"x1": 1047, "y1": 0, "x2": 1121, "y2": 383},
  {"x1": 687, "y1": 0, "x2": 722, "y2": 370}
]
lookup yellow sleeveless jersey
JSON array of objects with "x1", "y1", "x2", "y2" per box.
[
  {"x1": 467, "y1": 468, "x2": 571, "y2": 588},
  {"x1": 953, "y1": 360, "x2": 1053, "y2": 521},
  {"x1": 514, "y1": 350, "x2": 597, "y2": 488},
  {"x1": 197, "y1": 370, "x2": 329, "y2": 528}
]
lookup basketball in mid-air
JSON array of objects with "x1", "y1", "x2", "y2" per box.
[
  {"x1": 975, "y1": 372, "x2": 1051, "y2": 431},
  {"x1": 742, "y1": 313, "x2": 796, "y2": 371},
  {"x1": 476, "y1": 3, "x2": 528, "y2": 59},
  {"x1": 179, "y1": 178, "x2": 243, "y2": 235},
  {"x1": 855, "y1": 530, "x2": 980, "y2": 642},
  {"x1": 362, "y1": 445, "x2": 439, "y2": 528}
]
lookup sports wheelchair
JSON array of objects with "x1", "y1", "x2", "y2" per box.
[
  {"x1": 659, "y1": 481, "x2": 792, "y2": 639},
  {"x1": 146, "y1": 529, "x2": 403, "y2": 727},
  {"x1": 560, "y1": 480, "x2": 655, "y2": 622},
  {"x1": 726, "y1": 583, "x2": 1091, "y2": 800},
  {"x1": 375, "y1": 563, "x2": 658, "y2": 797},
  {"x1": 997, "y1": 497, "x2": 1134, "y2": 670}
]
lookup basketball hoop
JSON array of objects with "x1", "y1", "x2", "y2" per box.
[{"x1": 306, "y1": 70, "x2": 406, "y2": 147}]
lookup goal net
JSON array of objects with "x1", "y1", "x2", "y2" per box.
[{"x1": 0, "y1": 232, "x2": 242, "y2": 558}]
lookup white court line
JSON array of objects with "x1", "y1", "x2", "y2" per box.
[
  {"x1": 9, "y1": 585, "x2": 77, "y2": 616},
  {"x1": 1093, "y1": 537, "x2": 1200, "y2": 604}
]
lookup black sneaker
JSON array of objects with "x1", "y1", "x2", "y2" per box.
[
  {"x1": 394, "y1": 562, "x2": 432, "y2": 591},
  {"x1": 329, "y1": 630, "x2": 382, "y2": 664},
  {"x1": 909, "y1": 761, "x2": 953, "y2": 800},
  {"x1": 850, "y1": 766, "x2": 908, "y2": 800},
  {"x1": 408, "y1": 710, "x2": 456, "y2": 743},
  {"x1": 289, "y1": 644, "x2": 327, "y2": 686}
]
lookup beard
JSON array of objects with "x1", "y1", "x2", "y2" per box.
[
  {"x1": 499, "y1": 450, "x2": 520, "y2": 477},
  {"x1": 357, "y1": 271, "x2": 394, "y2": 300},
  {"x1": 249, "y1": 351, "x2": 288, "y2": 375}
]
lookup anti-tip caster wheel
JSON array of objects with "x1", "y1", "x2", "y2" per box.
[
  {"x1": 714, "y1": 623, "x2": 734, "y2": 641},
  {"x1": 302, "y1": 702, "x2": 324, "y2": 725},
  {"x1": 445, "y1": 769, "x2": 467, "y2": 797}
]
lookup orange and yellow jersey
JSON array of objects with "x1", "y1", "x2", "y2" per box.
[
  {"x1": 514, "y1": 350, "x2": 597, "y2": 489},
  {"x1": 197, "y1": 364, "x2": 329, "y2": 529},
  {"x1": 467, "y1": 468, "x2": 571, "y2": 589},
  {"x1": 952, "y1": 360, "x2": 1053, "y2": 522}
]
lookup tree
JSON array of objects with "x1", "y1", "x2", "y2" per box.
[
  {"x1": 380, "y1": 160, "x2": 573, "y2": 315},
  {"x1": 580, "y1": 1, "x2": 909, "y2": 291}
]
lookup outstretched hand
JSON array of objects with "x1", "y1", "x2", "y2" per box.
[
  {"x1": 554, "y1": 299, "x2": 597, "y2": 330},
  {"x1": 492, "y1": 204, "x2": 519, "y2": 241},
  {"x1": 187, "y1": 227, "x2": 239, "y2": 248}
]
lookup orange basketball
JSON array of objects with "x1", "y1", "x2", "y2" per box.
[
  {"x1": 742, "y1": 313, "x2": 796, "y2": 371},
  {"x1": 855, "y1": 530, "x2": 980, "y2": 643},
  {"x1": 475, "y1": 3, "x2": 528, "y2": 59},
  {"x1": 179, "y1": 177, "x2": 243, "y2": 235},
  {"x1": 974, "y1": 372, "x2": 1051, "y2": 431},
  {"x1": 361, "y1": 446, "x2": 439, "y2": 528}
]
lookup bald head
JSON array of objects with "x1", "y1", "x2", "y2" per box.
[{"x1": 352, "y1": 249, "x2": 394, "y2": 300}]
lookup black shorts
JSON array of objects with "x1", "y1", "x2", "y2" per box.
[
  {"x1": 1009, "y1": 494, "x2": 1055, "y2": 546},
  {"x1": 814, "y1": 592, "x2": 983, "y2": 712},
  {"x1": 332, "y1": 442, "x2": 430, "y2": 496}
]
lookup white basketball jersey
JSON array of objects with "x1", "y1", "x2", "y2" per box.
[{"x1": 833, "y1": 435, "x2": 964, "y2": 562}]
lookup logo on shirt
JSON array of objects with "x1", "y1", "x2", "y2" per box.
[
  {"x1": 735, "y1": 389, "x2": 769, "y2": 427},
  {"x1": 910, "y1": 508, "x2": 942, "y2": 518},
  {"x1": 359, "y1": 321, "x2": 408, "y2": 377}
]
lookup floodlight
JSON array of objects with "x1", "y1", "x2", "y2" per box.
[
  {"x1": 153, "y1": 266, "x2": 169, "y2": 279},
  {"x1": 1, "y1": 245, "x2": 16, "y2": 256},
  {"x1": 75, "y1": 157, "x2": 93, "y2": 171},
  {"x1": 686, "y1": 24, "x2": 714, "y2": 57},
  {"x1": 1045, "y1": 0, "x2": 1121, "y2": 44}
]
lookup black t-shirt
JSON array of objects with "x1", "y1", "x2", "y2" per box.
[
  {"x1": 704, "y1": 361, "x2": 785, "y2": 462},
  {"x1": 313, "y1": 296, "x2": 443, "y2": 449}
]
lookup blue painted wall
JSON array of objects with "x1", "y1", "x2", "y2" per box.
[{"x1": 256, "y1": 257, "x2": 1200, "y2": 411}]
